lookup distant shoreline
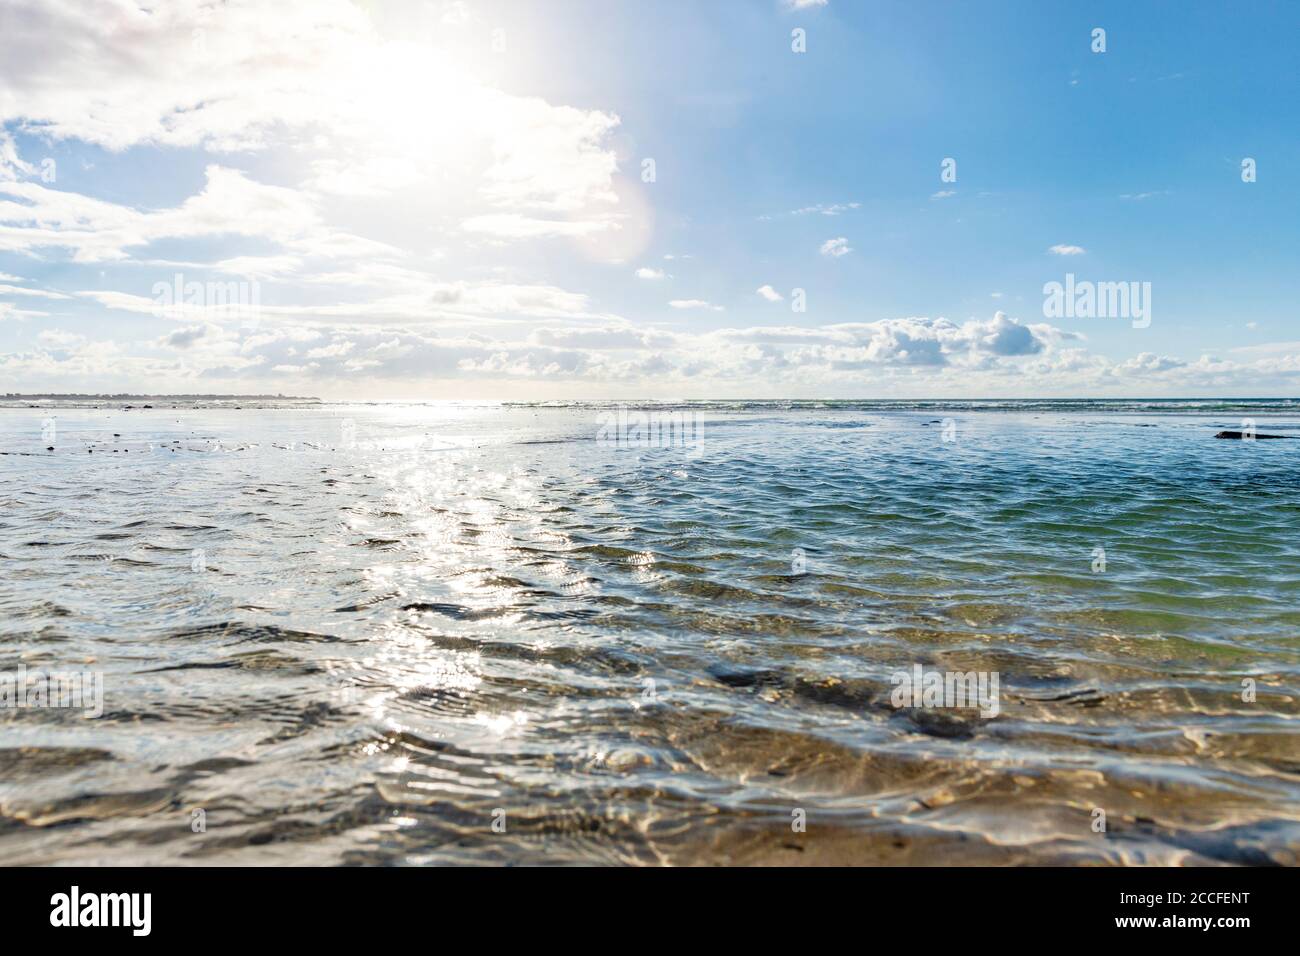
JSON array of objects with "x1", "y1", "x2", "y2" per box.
[
  {"x1": 1, "y1": 394, "x2": 320, "y2": 401},
  {"x1": 0, "y1": 394, "x2": 322, "y2": 410}
]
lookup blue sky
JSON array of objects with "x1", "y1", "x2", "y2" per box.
[{"x1": 1, "y1": 0, "x2": 1297, "y2": 398}]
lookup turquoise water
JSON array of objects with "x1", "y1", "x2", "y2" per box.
[{"x1": 1, "y1": 401, "x2": 1297, "y2": 864}]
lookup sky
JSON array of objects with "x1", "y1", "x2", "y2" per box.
[{"x1": 0, "y1": 0, "x2": 1297, "y2": 400}]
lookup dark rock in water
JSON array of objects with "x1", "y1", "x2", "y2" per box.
[
  {"x1": 1214, "y1": 430, "x2": 1292, "y2": 440},
  {"x1": 893, "y1": 707, "x2": 978, "y2": 740},
  {"x1": 706, "y1": 663, "x2": 783, "y2": 689}
]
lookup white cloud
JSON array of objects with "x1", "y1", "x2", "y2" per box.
[
  {"x1": 306, "y1": 156, "x2": 425, "y2": 197},
  {"x1": 461, "y1": 214, "x2": 616, "y2": 240},
  {"x1": 80, "y1": 275, "x2": 614, "y2": 327},
  {"x1": 0, "y1": 283, "x2": 69, "y2": 299},
  {"x1": 5, "y1": 307, "x2": 1297, "y2": 397},
  {"x1": 820, "y1": 237, "x2": 852, "y2": 258},
  {"x1": 635, "y1": 267, "x2": 667, "y2": 279},
  {"x1": 440, "y1": 2, "x2": 473, "y2": 26},
  {"x1": 305, "y1": 339, "x2": 356, "y2": 359},
  {"x1": 668, "y1": 299, "x2": 724, "y2": 312},
  {"x1": 531, "y1": 326, "x2": 675, "y2": 349},
  {"x1": 930, "y1": 190, "x2": 956, "y2": 200},
  {"x1": 214, "y1": 255, "x2": 304, "y2": 278},
  {"x1": 756, "y1": 285, "x2": 784, "y2": 302},
  {"x1": 0, "y1": 130, "x2": 33, "y2": 181},
  {"x1": 37, "y1": 329, "x2": 84, "y2": 348},
  {"x1": 0, "y1": 0, "x2": 623, "y2": 236},
  {"x1": 159, "y1": 325, "x2": 210, "y2": 349},
  {"x1": 0, "y1": 165, "x2": 320, "y2": 262},
  {"x1": 1117, "y1": 351, "x2": 1185, "y2": 373},
  {"x1": 710, "y1": 312, "x2": 1053, "y2": 369},
  {"x1": 789, "y1": 201, "x2": 859, "y2": 216},
  {"x1": 0, "y1": 302, "x2": 48, "y2": 321},
  {"x1": 1048, "y1": 244, "x2": 1087, "y2": 256},
  {"x1": 0, "y1": 0, "x2": 364, "y2": 151}
]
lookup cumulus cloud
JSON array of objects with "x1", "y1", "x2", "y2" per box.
[
  {"x1": 5, "y1": 306, "x2": 1298, "y2": 397},
  {"x1": 820, "y1": 237, "x2": 852, "y2": 258},
  {"x1": 161, "y1": 325, "x2": 209, "y2": 349},
  {"x1": 1049, "y1": 244, "x2": 1087, "y2": 255},
  {"x1": 531, "y1": 326, "x2": 675, "y2": 349},
  {"x1": 704, "y1": 313, "x2": 1062, "y2": 374},
  {"x1": 635, "y1": 267, "x2": 667, "y2": 279},
  {"x1": 975, "y1": 311, "x2": 1046, "y2": 356},
  {"x1": 756, "y1": 285, "x2": 784, "y2": 302},
  {"x1": 1118, "y1": 351, "x2": 1185, "y2": 373},
  {"x1": 6, "y1": 310, "x2": 1066, "y2": 390}
]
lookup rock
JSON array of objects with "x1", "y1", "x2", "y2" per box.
[
  {"x1": 605, "y1": 749, "x2": 650, "y2": 771},
  {"x1": 1214, "y1": 430, "x2": 1292, "y2": 439}
]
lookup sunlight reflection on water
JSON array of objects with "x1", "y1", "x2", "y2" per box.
[{"x1": 0, "y1": 403, "x2": 1298, "y2": 864}]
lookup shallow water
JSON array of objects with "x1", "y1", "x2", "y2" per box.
[{"x1": 1, "y1": 402, "x2": 1298, "y2": 865}]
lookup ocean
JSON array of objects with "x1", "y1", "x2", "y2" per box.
[{"x1": 1, "y1": 400, "x2": 1297, "y2": 864}]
